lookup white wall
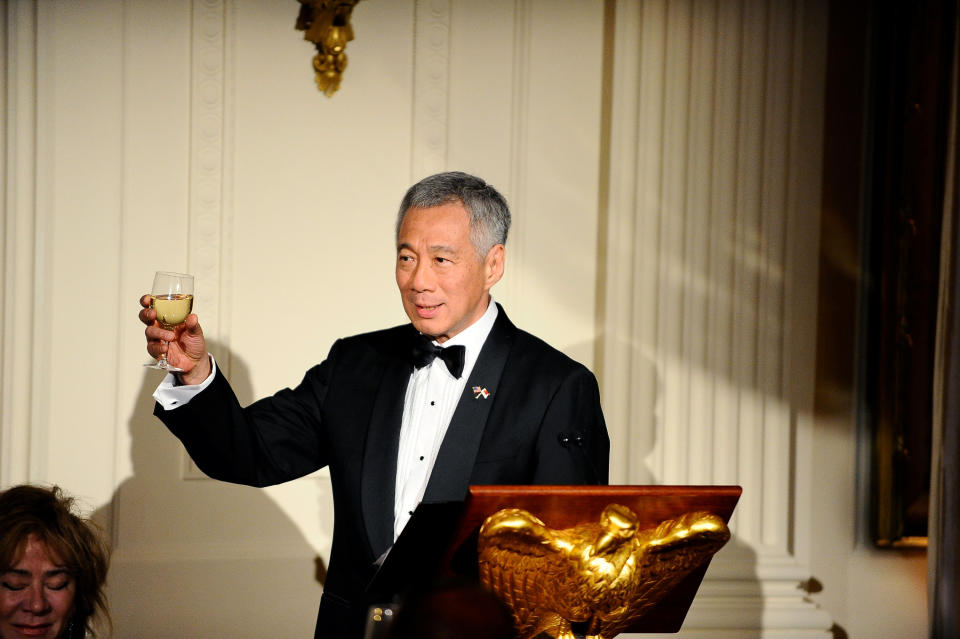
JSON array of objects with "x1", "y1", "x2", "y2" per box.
[{"x1": 0, "y1": 0, "x2": 928, "y2": 637}]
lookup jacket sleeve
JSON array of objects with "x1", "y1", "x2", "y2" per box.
[{"x1": 154, "y1": 341, "x2": 341, "y2": 488}]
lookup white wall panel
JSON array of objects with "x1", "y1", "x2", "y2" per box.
[
  {"x1": 41, "y1": 0, "x2": 124, "y2": 504},
  {"x1": 0, "y1": 0, "x2": 930, "y2": 637}
]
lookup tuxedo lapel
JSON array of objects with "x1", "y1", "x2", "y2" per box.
[
  {"x1": 359, "y1": 331, "x2": 415, "y2": 560},
  {"x1": 423, "y1": 307, "x2": 515, "y2": 503}
]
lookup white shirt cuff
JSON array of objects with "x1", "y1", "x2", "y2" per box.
[{"x1": 152, "y1": 355, "x2": 217, "y2": 411}]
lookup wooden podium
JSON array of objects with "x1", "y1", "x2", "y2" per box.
[{"x1": 369, "y1": 485, "x2": 741, "y2": 636}]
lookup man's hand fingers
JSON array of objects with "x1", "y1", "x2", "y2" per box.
[
  {"x1": 139, "y1": 295, "x2": 156, "y2": 326},
  {"x1": 141, "y1": 292, "x2": 206, "y2": 364},
  {"x1": 144, "y1": 335, "x2": 166, "y2": 359},
  {"x1": 145, "y1": 325, "x2": 174, "y2": 342}
]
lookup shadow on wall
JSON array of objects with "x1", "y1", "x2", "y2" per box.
[{"x1": 94, "y1": 341, "x2": 327, "y2": 638}]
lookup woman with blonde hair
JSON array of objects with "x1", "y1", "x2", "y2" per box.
[{"x1": 0, "y1": 485, "x2": 110, "y2": 638}]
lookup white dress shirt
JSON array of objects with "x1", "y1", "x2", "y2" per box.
[
  {"x1": 393, "y1": 298, "x2": 498, "y2": 540},
  {"x1": 153, "y1": 355, "x2": 217, "y2": 410},
  {"x1": 152, "y1": 298, "x2": 499, "y2": 543}
]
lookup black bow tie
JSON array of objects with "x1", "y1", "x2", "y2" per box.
[{"x1": 412, "y1": 335, "x2": 466, "y2": 379}]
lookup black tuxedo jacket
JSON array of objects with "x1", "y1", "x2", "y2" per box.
[{"x1": 155, "y1": 305, "x2": 609, "y2": 637}]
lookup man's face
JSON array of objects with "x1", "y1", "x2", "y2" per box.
[
  {"x1": 0, "y1": 536, "x2": 76, "y2": 639},
  {"x1": 396, "y1": 202, "x2": 504, "y2": 343}
]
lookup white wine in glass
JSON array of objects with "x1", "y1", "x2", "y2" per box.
[{"x1": 145, "y1": 271, "x2": 194, "y2": 372}]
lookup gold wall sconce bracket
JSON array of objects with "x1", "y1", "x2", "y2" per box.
[{"x1": 295, "y1": 0, "x2": 362, "y2": 97}]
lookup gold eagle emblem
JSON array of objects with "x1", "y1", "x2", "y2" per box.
[{"x1": 477, "y1": 504, "x2": 730, "y2": 639}]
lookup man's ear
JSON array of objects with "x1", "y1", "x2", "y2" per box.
[{"x1": 484, "y1": 244, "x2": 505, "y2": 288}]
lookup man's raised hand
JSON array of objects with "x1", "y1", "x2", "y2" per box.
[{"x1": 139, "y1": 294, "x2": 210, "y2": 383}]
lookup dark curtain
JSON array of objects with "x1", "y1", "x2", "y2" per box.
[{"x1": 930, "y1": 5, "x2": 960, "y2": 636}]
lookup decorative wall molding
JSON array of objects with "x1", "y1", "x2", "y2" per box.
[
  {"x1": 1, "y1": 0, "x2": 50, "y2": 486},
  {"x1": 1, "y1": 1, "x2": 37, "y2": 486},
  {"x1": 502, "y1": 0, "x2": 532, "y2": 311},
  {"x1": 410, "y1": 0, "x2": 450, "y2": 179},
  {"x1": 189, "y1": 0, "x2": 227, "y2": 355},
  {"x1": 111, "y1": 538, "x2": 321, "y2": 563},
  {"x1": 182, "y1": 0, "x2": 231, "y2": 480}
]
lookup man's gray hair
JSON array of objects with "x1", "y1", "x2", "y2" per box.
[{"x1": 395, "y1": 171, "x2": 511, "y2": 258}]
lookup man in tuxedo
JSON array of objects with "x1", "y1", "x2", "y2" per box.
[{"x1": 139, "y1": 171, "x2": 609, "y2": 637}]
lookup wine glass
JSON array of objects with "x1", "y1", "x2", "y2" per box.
[{"x1": 144, "y1": 271, "x2": 194, "y2": 372}]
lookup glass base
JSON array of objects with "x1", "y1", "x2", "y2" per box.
[{"x1": 144, "y1": 358, "x2": 184, "y2": 373}]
